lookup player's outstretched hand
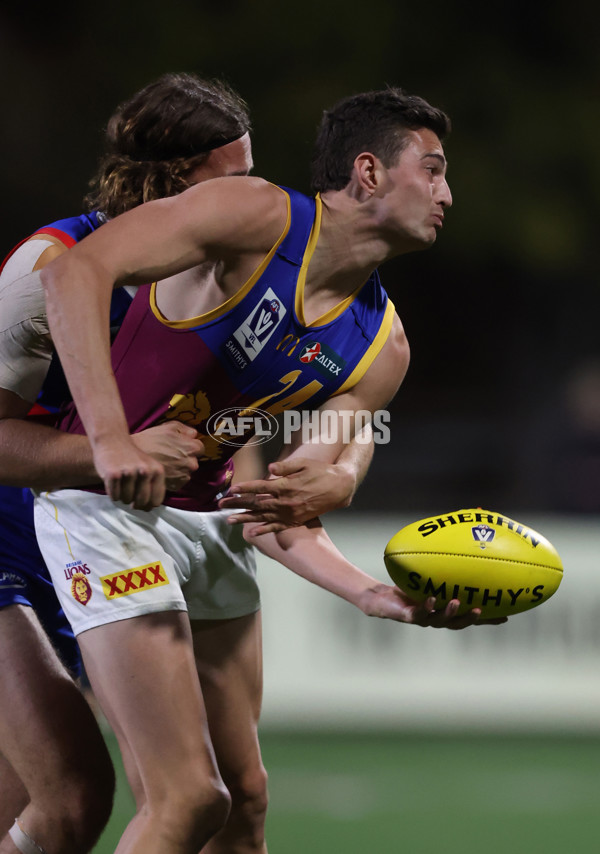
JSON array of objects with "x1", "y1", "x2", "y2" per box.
[
  {"x1": 93, "y1": 435, "x2": 166, "y2": 511},
  {"x1": 359, "y1": 583, "x2": 508, "y2": 629},
  {"x1": 133, "y1": 423, "x2": 204, "y2": 492},
  {"x1": 219, "y1": 457, "x2": 355, "y2": 534}
]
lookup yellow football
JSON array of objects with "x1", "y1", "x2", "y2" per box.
[{"x1": 384, "y1": 509, "x2": 563, "y2": 618}]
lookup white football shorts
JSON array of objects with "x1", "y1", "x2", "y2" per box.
[{"x1": 34, "y1": 489, "x2": 259, "y2": 636}]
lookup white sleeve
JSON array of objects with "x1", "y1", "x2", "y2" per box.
[{"x1": 0, "y1": 241, "x2": 55, "y2": 403}]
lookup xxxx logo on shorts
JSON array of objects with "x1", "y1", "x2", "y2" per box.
[
  {"x1": 71, "y1": 572, "x2": 92, "y2": 606},
  {"x1": 100, "y1": 562, "x2": 169, "y2": 600}
]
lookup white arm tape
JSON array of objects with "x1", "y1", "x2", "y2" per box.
[
  {"x1": 8, "y1": 818, "x2": 47, "y2": 854},
  {"x1": 1, "y1": 238, "x2": 55, "y2": 281},
  {"x1": 0, "y1": 267, "x2": 53, "y2": 403}
]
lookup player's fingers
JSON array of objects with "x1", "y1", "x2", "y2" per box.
[
  {"x1": 219, "y1": 493, "x2": 258, "y2": 509},
  {"x1": 227, "y1": 512, "x2": 257, "y2": 524},
  {"x1": 131, "y1": 474, "x2": 152, "y2": 511},
  {"x1": 225, "y1": 509, "x2": 283, "y2": 525},
  {"x1": 440, "y1": 604, "x2": 489, "y2": 630},
  {"x1": 116, "y1": 470, "x2": 138, "y2": 506},
  {"x1": 105, "y1": 474, "x2": 123, "y2": 503},
  {"x1": 268, "y1": 459, "x2": 302, "y2": 476},
  {"x1": 148, "y1": 469, "x2": 166, "y2": 509},
  {"x1": 220, "y1": 493, "x2": 280, "y2": 511},
  {"x1": 425, "y1": 598, "x2": 461, "y2": 628},
  {"x1": 410, "y1": 596, "x2": 437, "y2": 626},
  {"x1": 221, "y1": 479, "x2": 283, "y2": 497},
  {"x1": 172, "y1": 423, "x2": 201, "y2": 438},
  {"x1": 191, "y1": 439, "x2": 205, "y2": 459},
  {"x1": 126, "y1": 465, "x2": 165, "y2": 511},
  {"x1": 244, "y1": 521, "x2": 288, "y2": 536}
]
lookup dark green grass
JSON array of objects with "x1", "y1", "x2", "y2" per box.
[{"x1": 94, "y1": 730, "x2": 600, "y2": 853}]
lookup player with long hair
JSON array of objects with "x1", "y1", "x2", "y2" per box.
[
  {"x1": 30, "y1": 86, "x2": 505, "y2": 854},
  {"x1": 0, "y1": 73, "x2": 375, "y2": 854}
]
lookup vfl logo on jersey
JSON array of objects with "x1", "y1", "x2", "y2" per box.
[
  {"x1": 472, "y1": 524, "x2": 496, "y2": 549},
  {"x1": 298, "y1": 341, "x2": 347, "y2": 378},
  {"x1": 100, "y1": 562, "x2": 169, "y2": 599},
  {"x1": 71, "y1": 573, "x2": 92, "y2": 606},
  {"x1": 224, "y1": 288, "x2": 286, "y2": 369}
]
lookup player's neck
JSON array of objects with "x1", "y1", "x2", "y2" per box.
[
  {"x1": 304, "y1": 195, "x2": 386, "y2": 302},
  {"x1": 319, "y1": 188, "x2": 419, "y2": 268}
]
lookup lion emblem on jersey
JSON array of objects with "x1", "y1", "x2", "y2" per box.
[
  {"x1": 71, "y1": 572, "x2": 92, "y2": 606},
  {"x1": 165, "y1": 391, "x2": 211, "y2": 427}
]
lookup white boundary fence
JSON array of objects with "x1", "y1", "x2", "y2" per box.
[{"x1": 259, "y1": 513, "x2": 600, "y2": 732}]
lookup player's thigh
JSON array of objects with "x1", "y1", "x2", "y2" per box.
[
  {"x1": 78, "y1": 610, "x2": 223, "y2": 795},
  {"x1": 190, "y1": 611, "x2": 264, "y2": 778},
  {"x1": 0, "y1": 604, "x2": 110, "y2": 791}
]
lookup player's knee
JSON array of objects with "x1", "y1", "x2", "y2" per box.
[
  {"x1": 228, "y1": 765, "x2": 269, "y2": 843},
  {"x1": 58, "y1": 754, "x2": 115, "y2": 849},
  {"x1": 21, "y1": 773, "x2": 114, "y2": 854},
  {"x1": 158, "y1": 777, "x2": 232, "y2": 847}
]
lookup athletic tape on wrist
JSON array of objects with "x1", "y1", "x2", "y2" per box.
[{"x1": 8, "y1": 819, "x2": 47, "y2": 854}]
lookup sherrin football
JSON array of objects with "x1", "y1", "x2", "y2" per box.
[{"x1": 384, "y1": 509, "x2": 563, "y2": 618}]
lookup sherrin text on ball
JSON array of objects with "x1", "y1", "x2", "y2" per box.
[{"x1": 384, "y1": 509, "x2": 563, "y2": 618}]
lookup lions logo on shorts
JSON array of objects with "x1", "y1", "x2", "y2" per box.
[{"x1": 71, "y1": 572, "x2": 92, "y2": 606}]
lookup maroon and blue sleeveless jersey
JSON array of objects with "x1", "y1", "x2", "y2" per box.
[{"x1": 59, "y1": 187, "x2": 395, "y2": 511}]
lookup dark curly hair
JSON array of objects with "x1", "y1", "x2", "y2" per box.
[
  {"x1": 85, "y1": 72, "x2": 251, "y2": 218},
  {"x1": 310, "y1": 87, "x2": 450, "y2": 193}
]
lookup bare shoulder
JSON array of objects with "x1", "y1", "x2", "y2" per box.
[
  {"x1": 41, "y1": 176, "x2": 291, "y2": 288},
  {"x1": 173, "y1": 176, "x2": 289, "y2": 253},
  {"x1": 385, "y1": 311, "x2": 410, "y2": 376}
]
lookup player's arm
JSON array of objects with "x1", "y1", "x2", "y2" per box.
[
  {"x1": 0, "y1": 243, "x2": 204, "y2": 492},
  {"x1": 226, "y1": 313, "x2": 407, "y2": 533},
  {"x1": 221, "y1": 427, "x2": 374, "y2": 532},
  {"x1": 0, "y1": 386, "x2": 204, "y2": 492},
  {"x1": 40, "y1": 178, "x2": 287, "y2": 509},
  {"x1": 246, "y1": 517, "x2": 503, "y2": 629},
  {"x1": 242, "y1": 318, "x2": 505, "y2": 628}
]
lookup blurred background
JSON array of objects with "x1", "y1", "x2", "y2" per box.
[{"x1": 2, "y1": 2, "x2": 600, "y2": 851}]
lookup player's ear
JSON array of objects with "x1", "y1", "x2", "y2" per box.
[{"x1": 353, "y1": 152, "x2": 380, "y2": 195}]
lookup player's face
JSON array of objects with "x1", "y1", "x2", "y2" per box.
[
  {"x1": 379, "y1": 128, "x2": 452, "y2": 251},
  {"x1": 187, "y1": 132, "x2": 254, "y2": 184}
]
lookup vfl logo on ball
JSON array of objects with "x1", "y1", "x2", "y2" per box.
[
  {"x1": 206, "y1": 407, "x2": 279, "y2": 448},
  {"x1": 472, "y1": 524, "x2": 496, "y2": 549},
  {"x1": 224, "y1": 288, "x2": 286, "y2": 369},
  {"x1": 71, "y1": 572, "x2": 92, "y2": 606},
  {"x1": 298, "y1": 341, "x2": 346, "y2": 377}
]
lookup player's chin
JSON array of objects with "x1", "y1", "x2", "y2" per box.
[{"x1": 410, "y1": 230, "x2": 437, "y2": 250}]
